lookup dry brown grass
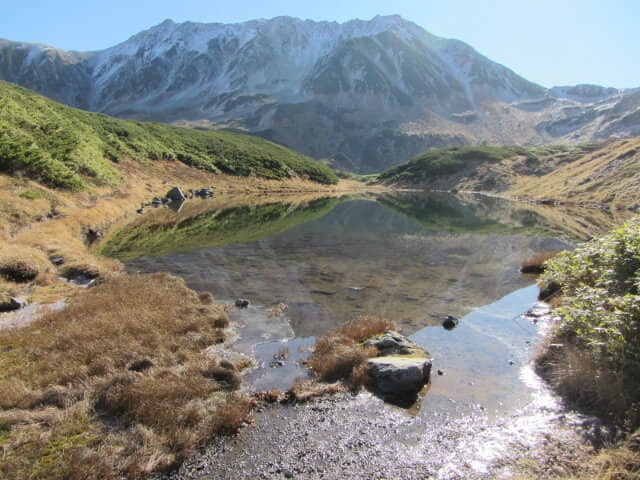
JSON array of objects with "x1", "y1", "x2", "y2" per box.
[
  {"x1": 535, "y1": 342, "x2": 632, "y2": 428},
  {"x1": 514, "y1": 435, "x2": 640, "y2": 480},
  {"x1": 510, "y1": 138, "x2": 640, "y2": 206},
  {"x1": 0, "y1": 244, "x2": 52, "y2": 283},
  {"x1": 521, "y1": 250, "x2": 562, "y2": 274},
  {"x1": 0, "y1": 273, "x2": 254, "y2": 479},
  {"x1": 308, "y1": 316, "x2": 396, "y2": 384},
  {"x1": 0, "y1": 154, "x2": 392, "y2": 478},
  {"x1": 285, "y1": 378, "x2": 347, "y2": 403},
  {"x1": 0, "y1": 161, "x2": 389, "y2": 307}
]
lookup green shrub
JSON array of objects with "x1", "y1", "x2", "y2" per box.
[
  {"x1": 0, "y1": 81, "x2": 338, "y2": 190},
  {"x1": 19, "y1": 190, "x2": 42, "y2": 200},
  {"x1": 538, "y1": 217, "x2": 640, "y2": 427}
]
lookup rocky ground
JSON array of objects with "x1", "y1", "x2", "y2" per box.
[{"x1": 158, "y1": 387, "x2": 601, "y2": 480}]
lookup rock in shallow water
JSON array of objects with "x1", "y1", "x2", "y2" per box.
[
  {"x1": 367, "y1": 355, "x2": 432, "y2": 395},
  {"x1": 364, "y1": 330, "x2": 432, "y2": 400},
  {"x1": 364, "y1": 330, "x2": 427, "y2": 356}
]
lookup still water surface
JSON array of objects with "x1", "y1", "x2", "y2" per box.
[{"x1": 106, "y1": 191, "x2": 623, "y2": 415}]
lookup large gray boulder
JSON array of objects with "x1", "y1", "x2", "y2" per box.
[
  {"x1": 367, "y1": 356, "x2": 432, "y2": 395},
  {"x1": 364, "y1": 331, "x2": 432, "y2": 400},
  {"x1": 364, "y1": 330, "x2": 427, "y2": 356}
]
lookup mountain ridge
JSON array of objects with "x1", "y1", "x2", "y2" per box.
[{"x1": 1, "y1": 15, "x2": 639, "y2": 172}]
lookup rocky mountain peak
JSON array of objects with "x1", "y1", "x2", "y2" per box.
[{"x1": 1, "y1": 15, "x2": 638, "y2": 173}]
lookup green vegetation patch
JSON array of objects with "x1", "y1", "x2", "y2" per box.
[
  {"x1": 379, "y1": 145, "x2": 538, "y2": 183},
  {"x1": 18, "y1": 190, "x2": 42, "y2": 200},
  {"x1": 0, "y1": 81, "x2": 338, "y2": 190},
  {"x1": 538, "y1": 216, "x2": 640, "y2": 428}
]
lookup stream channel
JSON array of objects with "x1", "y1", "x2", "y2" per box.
[{"x1": 101, "y1": 191, "x2": 628, "y2": 479}]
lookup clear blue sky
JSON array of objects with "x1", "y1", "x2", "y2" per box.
[{"x1": 2, "y1": 0, "x2": 638, "y2": 88}]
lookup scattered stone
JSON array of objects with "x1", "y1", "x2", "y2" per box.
[
  {"x1": 235, "y1": 299, "x2": 250, "y2": 308},
  {"x1": 136, "y1": 208, "x2": 145, "y2": 214},
  {"x1": 437, "y1": 369, "x2": 444, "y2": 376},
  {"x1": 442, "y1": 315, "x2": 459, "y2": 331},
  {"x1": 270, "y1": 360, "x2": 285, "y2": 368},
  {"x1": 0, "y1": 297, "x2": 27, "y2": 312},
  {"x1": 49, "y1": 255, "x2": 65, "y2": 266},
  {"x1": 196, "y1": 188, "x2": 214, "y2": 198}
]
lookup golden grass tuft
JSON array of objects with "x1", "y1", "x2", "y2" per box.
[
  {"x1": 0, "y1": 273, "x2": 251, "y2": 479},
  {"x1": 286, "y1": 378, "x2": 347, "y2": 403},
  {"x1": 308, "y1": 316, "x2": 396, "y2": 384},
  {"x1": 535, "y1": 342, "x2": 631, "y2": 427},
  {"x1": 0, "y1": 244, "x2": 52, "y2": 283}
]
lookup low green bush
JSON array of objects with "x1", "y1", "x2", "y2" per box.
[
  {"x1": 538, "y1": 217, "x2": 640, "y2": 428},
  {"x1": 0, "y1": 81, "x2": 338, "y2": 190}
]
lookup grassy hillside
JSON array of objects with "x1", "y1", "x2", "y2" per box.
[
  {"x1": 0, "y1": 81, "x2": 338, "y2": 189},
  {"x1": 379, "y1": 145, "x2": 543, "y2": 182},
  {"x1": 378, "y1": 140, "x2": 640, "y2": 206}
]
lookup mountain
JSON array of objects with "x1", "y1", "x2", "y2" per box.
[{"x1": 1, "y1": 15, "x2": 639, "y2": 173}]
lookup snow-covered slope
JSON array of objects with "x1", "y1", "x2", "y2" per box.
[{"x1": 1, "y1": 15, "x2": 638, "y2": 172}]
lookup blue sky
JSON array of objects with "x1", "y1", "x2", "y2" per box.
[{"x1": 2, "y1": 0, "x2": 638, "y2": 88}]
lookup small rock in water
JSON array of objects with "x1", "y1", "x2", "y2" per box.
[
  {"x1": 508, "y1": 360, "x2": 515, "y2": 366},
  {"x1": 437, "y1": 369, "x2": 444, "y2": 376},
  {"x1": 442, "y1": 315, "x2": 459, "y2": 331},
  {"x1": 235, "y1": 299, "x2": 250, "y2": 308}
]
